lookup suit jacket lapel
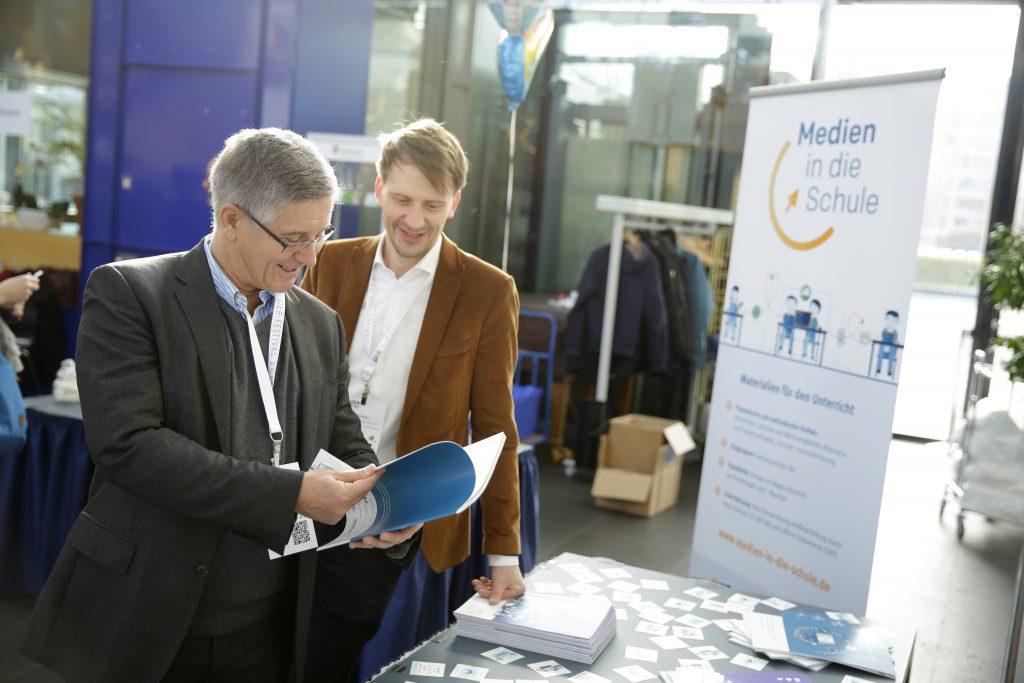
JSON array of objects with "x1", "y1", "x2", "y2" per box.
[
  {"x1": 284, "y1": 290, "x2": 321, "y2": 468},
  {"x1": 173, "y1": 243, "x2": 233, "y2": 456},
  {"x1": 401, "y1": 235, "x2": 464, "y2": 427},
  {"x1": 336, "y1": 238, "x2": 377, "y2": 350}
]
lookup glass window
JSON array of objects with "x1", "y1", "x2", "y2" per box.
[{"x1": 0, "y1": 0, "x2": 90, "y2": 233}]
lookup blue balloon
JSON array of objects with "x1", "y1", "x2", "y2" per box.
[{"x1": 498, "y1": 34, "x2": 525, "y2": 111}]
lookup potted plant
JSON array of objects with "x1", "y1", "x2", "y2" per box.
[{"x1": 981, "y1": 222, "x2": 1024, "y2": 383}]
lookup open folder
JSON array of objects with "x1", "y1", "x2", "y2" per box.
[{"x1": 270, "y1": 431, "x2": 506, "y2": 558}]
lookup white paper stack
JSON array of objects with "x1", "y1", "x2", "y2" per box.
[{"x1": 454, "y1": 592, "x2": 617, "y2": 664}]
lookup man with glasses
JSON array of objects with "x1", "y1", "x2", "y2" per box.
[
  {"x1": 301, "y1": 118, "x2": 524, "y2": 683},
  {"x1": 22, "y1": 128, "x2": 419, "y2": 683}
]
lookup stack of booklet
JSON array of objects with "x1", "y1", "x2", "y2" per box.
[
  {"x1": 727, "y1": 609, "x2": 897, "y2": 678},
  {"x1": 453, "y1": 592, "x2": 616, "y2": 664}
]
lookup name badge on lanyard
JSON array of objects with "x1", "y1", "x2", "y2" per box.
[
  {"x1": 350, "y1": 392, "x2": 385, "y2": 452},
  {"x1": 351, "y1": 274, "x2": 424, "y2": 451},
  {"x1": 244, "y1": 294, "x2": 286, "y2": 467}
]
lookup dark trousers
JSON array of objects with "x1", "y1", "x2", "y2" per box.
[
  {"x1": 161, "y1": 602, "x2": 293, "y2": 683},
  {"x1": 305, "y1": 547, "x2": 404, "y2": 683}
]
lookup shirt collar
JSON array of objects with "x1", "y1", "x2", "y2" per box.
[
  {"x1": 373, "y1": 232, "x2": 443, "y2": 278},
  {"x1": 203, "y1": 234, "x2": 276, "y2": 323}
]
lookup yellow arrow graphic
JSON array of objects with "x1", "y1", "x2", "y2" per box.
[{"x1": 769, "y1": 141, "x2": 834, "y2": 251}]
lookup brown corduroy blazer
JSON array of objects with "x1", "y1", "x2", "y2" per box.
[{"x1": 301, "y1": 233, "x2": 521, "y2": 571}]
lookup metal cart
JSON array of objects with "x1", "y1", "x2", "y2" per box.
[{"x1": 941, "y1": 349, "x2": 1024, "y2": 540}]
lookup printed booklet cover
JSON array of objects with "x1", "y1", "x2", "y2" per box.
[
  {"x1": 744, "y1": 610, "x2": 895, "y2": 678},
  {"x1": 270, "y1": 432, "x2": 506, "y2": 558}
]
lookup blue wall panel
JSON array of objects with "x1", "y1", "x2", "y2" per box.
[
  {"x1": 124, "y1": 0, "x2": 262, "y2": 70},
  {"x1": 261, "y1": 0, "x2": 300, "y2": 128},
  {"x1": 81, "y1": 0, "x2": 124, "y2": 277},
  {"x1": 84, "y1": 0, "x2": 377, "y2": 270},
  {"x1": 290, "y1": 0, "x2": 372, "y2": 136},
  {"x1": 117, "y1": 68, "x2": 257, "y2": 252}
]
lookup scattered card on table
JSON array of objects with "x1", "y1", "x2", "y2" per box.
[
  {"x1": 527, "y1": 660, "x2": 572, "y2": 678},
  {"x1": 640, "y1": 579, "x2": 669, "y2": 590},
  {"x1": 672, "y1": 625, "x2": 703, "y2": 640},
  {"x1": 631, "y1": 601, "x2": 664, "y2": 613},
  {"x1": 700, "y1": 599, "x2": 731, "y2": 614},
  {"x1": 568, "y1": 672, "x2": 612, "y2": 683},
  {"x1": 840, "y1": 676, "x2": 875, "y2": 683},
  {"x1": 572, "y1": 571, "x2": 605, "y2": 583},
  {"x1": 410, "y1": 661, "x2": 445, "y2": 677},
  {"x1": 613, "y1": 591, "x2": 641, "y2": 603},
  {"x1": 568, "y1": 582, "x2": 603, "y2": 595},
  {"x1": 676, "y1": 614, "x2": 712, "y2": 629},
  {"x1": 635, "y1": 621, "x2": 669, "y2": 636},
  {"x1": 726, "y1": 593, "x2": 760, "y2": 608},
  {"x1": 608, "y1": 580, "x2": 641, "y2": 593},
  {"x1": 683, "y1": 586, "x2": 718, "y2": 600},
  {"x1": 613, "y1": 665, "x2": 657, "y2": 682},
  {"x1": 689, "y1": 645, "x2": 729, "y2": 661},
  {"x1": 616, "y1": 608, "x2": 628, "y2": 621},
  {"x1": 624, "y1": 646, "x2": 659, "y2": 663},
  {"x1": 600, "y1": 568, "x2": 632, "y2": 579},
  {"x1": 711, "y1": 618, "x2": 738, "y2": 632},
  {"x1": 729, "y1": 653, "x2": 768, "y2": 671},
  {"x1": 532, "y1": 582, "x2": 565, "y2": 594},
  {"x1": 639, "y1": 610, "x2": 675, "y2": 625},
  {"x1": 760, "y1": 596, "x2": 796, "y2": 611},
  {"x1": 664, "y1": 598, "x2": 697, "y2": 611},
  {"x1": 451, "y1": 664, "x2": 489, "y2": 680},
  {"x1": 675, "y1": 659, "x2": 713, "y2": 671},
  {"x1": 649, "y1": 635, "x2": 688, "y2": 650},
  {"x1": 482, "y1": 647, "x2": 524, "y2": 664}
]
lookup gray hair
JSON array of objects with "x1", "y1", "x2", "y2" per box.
[{"x1": 209, "y1": 128, "x2": 339, "y2": 229}]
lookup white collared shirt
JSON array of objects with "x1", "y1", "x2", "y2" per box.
[
  {"x1": 348, "y1": 235, "x2": 520, "y2": 568},
  {"x1": 347, "y1": 236, "x2": 442, "y2": 464}
]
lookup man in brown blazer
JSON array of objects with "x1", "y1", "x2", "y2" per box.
[{"x1": 300, "y1": 118, "x2": 524, "y2": 682}]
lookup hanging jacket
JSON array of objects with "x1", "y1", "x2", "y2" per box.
[
  {"x1": 641, "y1": 230, "x2": 692, "y2": 365},
  {"x1": 566, "y1": 241, "x2": 669, "y2": 375},
  {"x1": 678, "y1": 247, "x2": 712, "y2": 368}
]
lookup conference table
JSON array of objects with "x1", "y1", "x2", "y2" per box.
[
  {"x1": 368, "y1": 552, "x2": 915, "y2": 683},
  {"x1": 0, "y1": 396, "x2": 90, "y2": 595}
]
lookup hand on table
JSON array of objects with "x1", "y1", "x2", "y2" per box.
[{"x1": 472, "y1": 564, "x2": 526, "y2": 605}]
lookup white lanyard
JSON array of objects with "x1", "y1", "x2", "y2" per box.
[
  {"x1": 244, "y1": 294, "x2": 287, "y2": 466},
  {"x1": 358, "y1": 273, "x2": 425, "y2": 405}
]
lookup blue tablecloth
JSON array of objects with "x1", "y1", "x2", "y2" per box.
[
  {"x1": 0, "y1": 404, "x2": 92, "y2": 595},
  {"x1": 359, "y1": 445, "x2": 540, "y2": 681}
]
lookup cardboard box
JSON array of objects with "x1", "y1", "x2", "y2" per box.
[{"x1": 591, "y1": 414, "x2": 695, "y2": 518}]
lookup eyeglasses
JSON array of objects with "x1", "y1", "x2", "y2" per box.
[{"x1": 238, "y1": 205, "x2": 335, "y2": 255}]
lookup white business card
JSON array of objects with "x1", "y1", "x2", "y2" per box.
[{"x1": 410, "y1": 661, "x2": 445, "y2": 677}]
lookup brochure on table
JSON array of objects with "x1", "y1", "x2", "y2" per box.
[
  {"x1": 270, "y1": 432, "x2": 506, "y2": 558},
  {"x1": 690, "y1": 70, "x2": 944, "y2": 613},
  {"x1": 744, "y1": 610, "x2": 895, "y2": 678}
]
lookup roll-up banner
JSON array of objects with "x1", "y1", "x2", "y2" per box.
[{"x1": 690, "y1": 70, "x2": 944, "y2": 614}]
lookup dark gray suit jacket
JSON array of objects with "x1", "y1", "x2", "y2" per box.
[{"x1": 22, "y1": 242, "x2": 377, "y2": 682}]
